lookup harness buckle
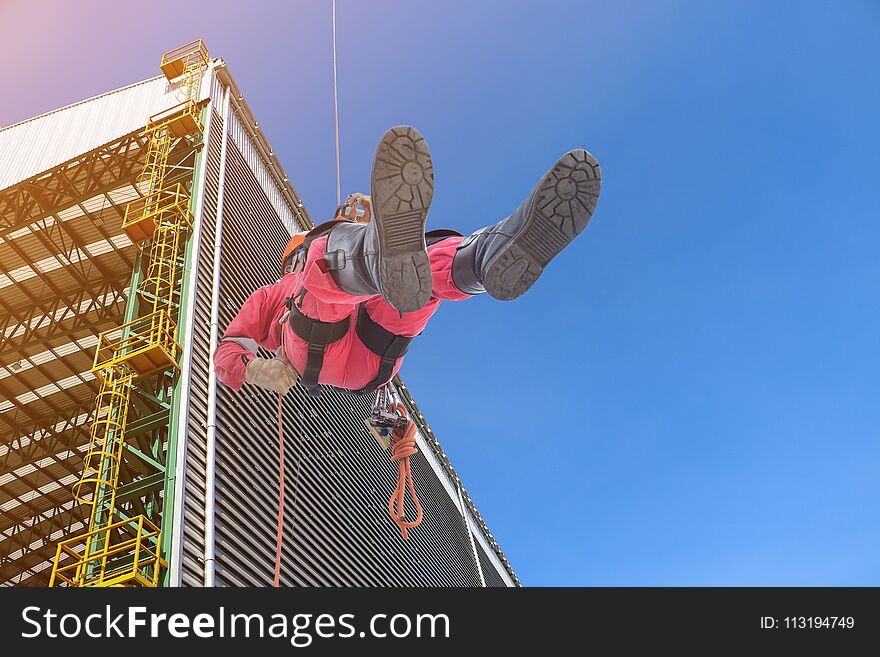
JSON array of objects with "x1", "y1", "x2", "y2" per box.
[{"x1": 322, "y1": 249, "x2": 347, "y2": 271}]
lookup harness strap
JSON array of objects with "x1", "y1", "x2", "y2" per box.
[
  {"x1": 285, "y1": 294, "x2": 349, "y2": 396},
  {"x1": 424, "y1": 228, "x2": 463, "y2": 246},
  {"x1": 284, "y1": 293, "x2": 413, "y2": 396},
  {"x1": 303, "y1": 218, "x2": 347, "y2": 251},
  {"x1": 354, "y1": 304, "x2": 414, "y2": 395},
  {"x1": 285, "y1": 221, "x2": 444, "y2": 395}
]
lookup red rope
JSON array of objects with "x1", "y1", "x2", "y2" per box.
[
  {"x1": 387, "y1": 404, "x2": 423, "y2": 539},
  {"x1": 273, "y1": 392, "x2": 285, "y2": 586}
]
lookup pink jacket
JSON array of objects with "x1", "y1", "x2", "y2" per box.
[{"x1": 213, "y1": 234, "x2": 468, "y2": 392}]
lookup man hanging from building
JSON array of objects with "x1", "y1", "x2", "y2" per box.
[{"x1": 213, "y1": 125, "x2": 601, "y2": 397}]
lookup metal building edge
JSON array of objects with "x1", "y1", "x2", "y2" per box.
[{"x1": 165, "y1": 103, "x2": 214, "y2": 586}]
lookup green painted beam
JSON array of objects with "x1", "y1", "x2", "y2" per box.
[
  {"x1": 116, "y1": 472, "x2": 166, "y2": 505},
  {"x1": 161, "y1": 105, "x2": 210, "y2": 586},
  {"x1": 126, "y1": 409, "x2": 171, "y2": 438},
  {"x1": 132, "y1": 385, "x2": 172, "y2": 410},
  {"x1": 122, "y1": 442, "x2": 165, "y2": 473}
]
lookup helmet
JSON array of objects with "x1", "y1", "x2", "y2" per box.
[{"x1": 281, "y1": 231, "x2": 309, "y2": 275}]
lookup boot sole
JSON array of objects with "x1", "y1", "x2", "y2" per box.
[
  {"x1": 370, "y1": 125, "x2": 434, "y2": 313},
  {"x1": 483, "y1": 149, "x2": 602, "y2": 301}
]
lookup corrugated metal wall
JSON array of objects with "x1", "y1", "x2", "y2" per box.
[
  {"x1": 178, "y1": 81, "x2": 515, "y2": 587},
  {"x1": 225, "y1": 103, "x2": 301, "y2": 237}
]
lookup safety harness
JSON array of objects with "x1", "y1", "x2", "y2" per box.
[
  {"x1": 285, "y1": 295, "x2": 413, "y2": 396},
  {"x1": 283, "y1": 226, "x2": 461, "y2": 397}
]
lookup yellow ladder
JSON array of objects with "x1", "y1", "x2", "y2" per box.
[{"x1": 51, "y1": 40, "x2": 209, "y2": 587}]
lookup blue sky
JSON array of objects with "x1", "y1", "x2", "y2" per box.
[{"x1": 3, "y1": 0, "x2": 878, "y2": 585}]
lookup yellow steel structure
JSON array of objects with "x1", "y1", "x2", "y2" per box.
[
  {"x1": 92, "y1": 311, "x2": 183, "y2": 380},
  {"x1": 50, "y1": 40, "x2": 209, "y2": 587},
  {"x1": 50, "y1": 516, "x2": 164, "y2": 588},
  {"x1": 123, "y1": 182, "x2": 194, "y2": 247},
  {"x1": 149, "y1": 40, "x2": 208, "y2": 139}
]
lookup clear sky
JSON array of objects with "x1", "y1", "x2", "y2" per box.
[{"x1": 2, "y1": 0, "x2": 878, "y2": 586}]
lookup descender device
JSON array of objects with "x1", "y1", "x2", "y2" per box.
[{"x1": 364, "y1": 384, "x2": 409, "y2": 450}]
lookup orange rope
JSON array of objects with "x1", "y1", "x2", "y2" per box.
[
  {"x1": 387, "y1": 404, "x2": 423, "y2": 539},
  {"x1": 273, "y1": 392, "x2": 285, "y2": 586}
]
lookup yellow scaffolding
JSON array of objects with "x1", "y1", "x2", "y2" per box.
[
  {"x1": 50, "y1": 40, "x2": 209, "y2": 587},
  {"x1": 123, "y1": 182, "x2": 194, "y2": 247},
  {"x1": 50, "y1": 516, "x2": 165, "y2": 588},
  {"x1": 92, "y1": 310, "x2": 183, "y2": 380}
]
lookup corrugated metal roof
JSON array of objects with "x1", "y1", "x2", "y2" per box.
[{"x1": 0, "y1": 69, "x2": 212, "y2": 192}]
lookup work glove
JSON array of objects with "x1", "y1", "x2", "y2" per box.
[{"x1": 245, "y1": 356, "x2": 299, "y2": 396}]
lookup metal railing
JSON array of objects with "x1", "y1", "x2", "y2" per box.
[
  {"x1": 123, "y1": 182, "x2": 193, "y2": 247},
  {"x1": 50, "y1": 515, "x2": 166, "y2": 587},
  {"x1": 92, "y1": 310, "x2": 182, "y2": 378},
  {"x1": 146, "y1": 100, "x2": 203, "y2": 138},
  {"x1": 159, "y1": 39, "x2": 209, "y2": 80}
]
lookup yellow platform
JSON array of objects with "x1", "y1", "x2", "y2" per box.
[
  {"x1": 123, "y1": 183, "x2": 193, "y2": 247},
  {"x1": 50, "y1": 515, "x2": 166, "y2": 587},
  {"x1": 147, "y1": 101, "x2": 202, "y2": 138},
  {"x1": 159, "y1": 39, "x2": 209, "y2": 81},
  {"x1": 93, "y1": 310, "x2": 182, "y2": 380}
]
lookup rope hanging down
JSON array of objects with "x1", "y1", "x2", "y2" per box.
[
  {"x1": 271, "y1": 2, "x2": 424, "y2": 585},
  {"x1": 387, "y1": 403, "x2": 423, "y2": 539},
  {"x1": 273, "y1": 0, "x2": 342, "y2": 587},
  {"x1": 273, "y1": 393, "x2": 285, "y2": 587}
]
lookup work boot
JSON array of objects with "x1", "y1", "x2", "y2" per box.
[
  {"x1": 451, "y1": 149, "x2": 601, "y2": 299},
  {"x1": 324, "y1": 126, "x2": 434, "y2": 313}
]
